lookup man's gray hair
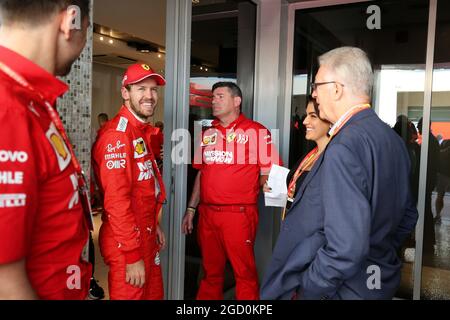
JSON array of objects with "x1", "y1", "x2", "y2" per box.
[{"x1": 318, "y1": 47, "x2": 373, "y2": 98}]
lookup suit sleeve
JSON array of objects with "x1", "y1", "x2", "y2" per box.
[
  {"x1": 298, "y1": 143, "x2": 371, "y2": 299},
  {"x1": 393, "y1": 187, "x2": 418, "y2": 250},
  {"x1": 0, "y1": 107, "x2": 37, "y2": 264},
  {"x1": 257, "y1": 127, "x2": 282, "y2": 175},
  {"x1": 93, "y1": 131, "x2": 142, "y2": 264}
]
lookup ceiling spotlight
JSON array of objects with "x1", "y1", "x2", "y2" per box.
[
  {"x1": 109, "y1": 39, "x2": 114, "y2": 44},
  {"x1": 205, "y1": 68, "x2": 208, "y2": 72},
  {"x1": 141, "y1": 49, "x2": 150, "y2": 53},
  {"x1": 200, "y1": 66, "x2": 203, "y2": 70},
  {"x1": 158, "y1": 54, "x2": 162, "y2": 58},
  {"x1": 99, "y1": 36, "x2": 104, "y2": 41}
]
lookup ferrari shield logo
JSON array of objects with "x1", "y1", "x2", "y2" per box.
[{"x1": 226, "y1": 132, "x2": 236, "y2": 143}]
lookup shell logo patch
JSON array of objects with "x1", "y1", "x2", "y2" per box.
[
  {"x1": 46, "y1": 122, "x2": 71, "y2": 171},
  {"x1": 50, "y1": 134, "x2": 68, "y2": 160},
  {"x1": 133, "y1": 137, "x2": 148, "y2": 159},
  {"x1": 202, "y1": 133, "x2": 217, "y2": 146}
]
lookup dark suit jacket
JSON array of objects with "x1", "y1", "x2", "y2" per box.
[{"x1": 261, "y1": 108, "x2": 418, "y2": 300}]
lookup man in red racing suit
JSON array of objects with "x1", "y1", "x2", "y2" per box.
[
  {"x1": 0, "y1": 1, "x2": 92, "y2": 300},
  {"x1": 92, "y1": 63, "x2": 166, "y2": 300}
]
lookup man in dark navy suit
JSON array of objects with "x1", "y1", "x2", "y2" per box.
[{"x1": 261, "y1": 47, "x2": 418, "y2": 300}]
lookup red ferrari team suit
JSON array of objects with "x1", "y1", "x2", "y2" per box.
[
  {"x1": 0, "y1": 46, "x2": 91, "y2": 299},
  {"x1": 193, "y1": 113, "x2": 281, "y2": 300},
  {"x1": 92, "y1": 105, "x2": 166, "y2": 300}
]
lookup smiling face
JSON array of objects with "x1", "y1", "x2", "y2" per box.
[
  {"x1": 303, "y1": 101, "x2": 330, "y2": 142},
  {"x1": 122, "y1": 77, "x2": 159, "y2": 122}
]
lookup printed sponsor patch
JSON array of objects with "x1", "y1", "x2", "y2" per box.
[
  {"x1": 0, "y1": 150, "x2": 28, "y2": 163},
  {"x1": 46, "y1": 123, "x2": 71, "y2": 171},
  {"x1": 0, "y1": 171, "x2": 24, "y2": 185},
  {"x1": 133, "y1": 138, "x2": 148, "y2": 159},
  {"x1": 104, "y1": 153, "x2": 126, "y2": 160},
  {"x1": 202, "y1": 133, "x2": 217, "y2": 146},
  {"x1": 116, "y1": 117, "x2": 128, "y2": 132},
  {"x1": 106, "y1": 159, "x2": 127, "y2": 170},
  {"x1": 204, "y1": 150, "x2": 234, "y2": 164},
  {"x1": 0, "y1": 194, "x2": 26, "y2": 208},
  {"x1": 137, "y1": 160, "x2": 154, "y2": 181},
  {"x1": 106, "y1": 141, "x2": 126, "y2": 153},
  {"x1": 236, "y1": 134, "x2": 249, "y2": 144}
]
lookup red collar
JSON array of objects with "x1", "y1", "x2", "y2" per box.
[
  {"x1": 212, "y1": 113, "x2": 247, "y2": 130},
  {"x1": 0, "y1": 45, "x2": 68, "y2": 105},
  {"x1": 118, "y1": 105, "x2": 157, "y2": 133}
]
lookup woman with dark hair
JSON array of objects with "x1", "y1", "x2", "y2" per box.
[{"x1": 265, "y1": 96, "x2": 331, "y2": 219}]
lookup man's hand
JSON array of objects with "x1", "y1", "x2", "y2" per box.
[
  {"x1": 156, "y1": 225, "x2": 166, "y2": 250},
  {"x1": 182, "y1": 210, "x2": 195, "y2": 234},
  {"x1": 263, "y1": 181, "x2": 272, "y2": 193},
  {"x1": 125, "y1": 260, "x2": 146, "y2": 288}
]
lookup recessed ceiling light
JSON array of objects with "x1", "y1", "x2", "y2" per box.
[
  {"x1": 109, "y1": 39, "x2": 114, "y2": 44},
  {"x1": 99, "y1": 36, "x2": 104, "y2": 41},
  {"x1": 158, "y1": 54, "x2": 162, "y2": 58}
]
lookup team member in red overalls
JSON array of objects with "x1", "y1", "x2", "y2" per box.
[
  {"x1": 182, "y1": 82, "x2": 281, "y2": 300},
  {"x1": 0, "y1": 0, "x2": 92, "y2": 299},
  {"x1": 92, "y1": 63, "x2": 166, "y2": 300}
]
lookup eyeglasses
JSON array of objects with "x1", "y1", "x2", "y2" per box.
[{"x1": 310, "y1": 81, "x2": 345, "y2": 92}]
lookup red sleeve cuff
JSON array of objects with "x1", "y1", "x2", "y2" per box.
[{"x1": 124, "y1": 248, "x2": 142, "y2": 264}]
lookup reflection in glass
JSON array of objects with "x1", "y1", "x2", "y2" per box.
[
  {"x1": 421, "y1": 0, "x2": 450, "y2": 300},
  {"x1": 185, "y1": 0, "x2": 257, "y2": 299}
]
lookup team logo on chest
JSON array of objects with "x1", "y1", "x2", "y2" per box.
[
  {"x1": 226, "y1": 132, "x2": 236, "y2": 143},
  {"x1": 137, "y1": 160, "x2": 155, "y2": 181},
  {"x1": 46, "y1": 123, "x2": 71, "y2": 171},
  {"x1": 202, "y1": 133, "x2": 217, "y2": 146},
  {"x1": 133, "y1": 137, "x2": 148, "y2": 159},
  {"x1": 236, "y1": 134, "x2": 249, "y2": 144}
]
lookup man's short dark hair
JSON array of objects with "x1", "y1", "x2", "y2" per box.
[
  {"x1": 212, "y1": 82, "x2": 243, "y2": 101},
  {"x1": 0, "y1": 0, "x2": 90, "y2": 26},
  {"x1": 98, "y1": 113, "x2": 108, "y2": 122}
]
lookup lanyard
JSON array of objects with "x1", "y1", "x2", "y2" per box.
[
  {"x1": 282, "y1": 147, "x2": 320, "y2": 221},
  {"x1": 287, "y1": 147, "x2": 320, "y2": 200},
  {"x1": 0, "y1": 60, "x2": 94, "y2": 230},
  {"x1": 0, "y1": 61, "x2": 83, "y2": 177},
  {"x1": 329, "y1": 104, "x2": 371, "y2": 139}
]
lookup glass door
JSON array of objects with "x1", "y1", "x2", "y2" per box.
[{"x1": 291, "y1": 0, "x2": 431, "y2": 299}]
